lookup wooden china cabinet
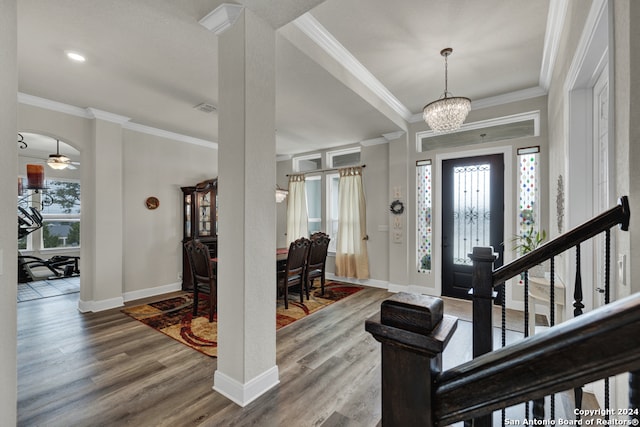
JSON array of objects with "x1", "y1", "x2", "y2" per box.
[{"x1": 181, "y1": 178, "x2": 218, "y2": 290}]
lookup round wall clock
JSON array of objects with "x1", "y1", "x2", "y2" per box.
[{"x1": 145, "y1": 196, "x2": 160, "y2": 210}]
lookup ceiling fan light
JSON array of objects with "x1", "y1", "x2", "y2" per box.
[
  {"x1": 423, "y1": 96, "x2": 471, "y2": 133},
  {"x1": 47, "y1": 159, "x2": 69, "y2": 170}
]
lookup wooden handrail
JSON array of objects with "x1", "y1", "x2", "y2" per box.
[
  {"x1": 434, "y1": 292, "x2": 640, "y2": 425},
  {"x1": 492, "y1": 196, "x2": 630, "y2": 286}
]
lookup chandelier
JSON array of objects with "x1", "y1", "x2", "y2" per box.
[{"x1": 423, "y1": 48, "x2": 471, "y2": 133}]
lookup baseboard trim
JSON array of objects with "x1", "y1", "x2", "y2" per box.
[
  {"x1": 77, "y1": 296, "x2": 124, "y2": 313},
  {"x1": 326, "y1": 274, "x2": 389, "y2": 289},
  {"x1": 123, "y1": 281, "x2": 182, "y2": 303},
  {"x1": 213, "y1": 365, "x2": 280, "y2": 407}
]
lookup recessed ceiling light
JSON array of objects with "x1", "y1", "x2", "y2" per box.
[{"x1": 66, "y1": 51, "x2": 86, "y2": 62}]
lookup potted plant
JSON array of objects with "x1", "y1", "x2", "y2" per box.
[{"x1": 512, "y1": 225, "x2": 547, "y2": 277}]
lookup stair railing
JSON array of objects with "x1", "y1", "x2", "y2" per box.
[
  {"x1": 471, "y1": 195, "x2": 630, "y2": 424},
  {"x1": 366, "y1": 290, "x2": 640, "y2": 426},
  {"x1": 366, "y1": 196, "x2": 633, "y2": 426}
]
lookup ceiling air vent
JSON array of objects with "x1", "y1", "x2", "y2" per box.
[{"x1": 193, "y1": 102, "x2": 217, "y2": 113}]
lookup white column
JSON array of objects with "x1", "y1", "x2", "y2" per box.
[
  {"x1": 78, "y1": 110, "x2": 128, "y2": 312},
  {"x1": 0, "y1": 0, "x2": 18, "y2": 422},
  {"x1": 214, "y1": 8, "x2": 279, "y2": 406}
]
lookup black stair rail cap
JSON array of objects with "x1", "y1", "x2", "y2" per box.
[
  {"x1": 380, "y1": 292, "x2": 443, "y2": 335},
  {"x1": 619, "y1": 196, "x2": 630, "y2": 231}
]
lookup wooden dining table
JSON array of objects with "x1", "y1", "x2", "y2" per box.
[{"x1": 211, "y1": 248, "x2": 288, "y2": 265}]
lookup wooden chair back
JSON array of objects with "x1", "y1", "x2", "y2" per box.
[
  {"x1": 307, "y1": 232, "x2": 330, "y2": 294},
  {"x1": 279, "y1": 237, "x2": 311, "y2": 309},
  {"x1": 184, "y1": 240, "x2": 217, "y2": 322}
]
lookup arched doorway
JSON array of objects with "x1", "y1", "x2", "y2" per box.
[{"x1": 17, "y1": 132, "x2": 81, "y2": 302}]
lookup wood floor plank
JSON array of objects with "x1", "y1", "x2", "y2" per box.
[{"x1": 18, "y1": 285, "x2": 567, "y2": 426}]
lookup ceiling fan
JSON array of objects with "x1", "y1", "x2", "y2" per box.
[{"x1": 47, "y1": 139, "x2": 79, "y2": 170}]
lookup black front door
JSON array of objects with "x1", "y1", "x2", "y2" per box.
[{"x1": 442, "y1": 154, "x2": 504, "y2": 299}]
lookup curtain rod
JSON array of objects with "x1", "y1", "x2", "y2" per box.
[{"x1": 286, "y1": 164, "x2": 366, "y2": 177}]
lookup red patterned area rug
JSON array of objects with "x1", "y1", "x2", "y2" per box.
[{"x1": 121, "y1": 281, "x2": 365, "y2": 357}]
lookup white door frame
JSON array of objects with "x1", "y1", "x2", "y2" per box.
[{"x1": 563, "y1": 0, "x2": 614, "y2": 409}]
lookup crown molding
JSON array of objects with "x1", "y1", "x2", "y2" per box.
[
  {"x1": 539, "y1": 0, "x2": 568, "y2": 90},
  {"x1": 123, "y1": 122, "x2": 218, "y2": 148},
  {"x1": 470, "y1": 86, "x2": 547, "y2": 110},
  {"x1": 18, "y1": 92, "x2": 217, "y2": 149},
  {"x1": 382, "y1": 131, "x2": 405, "y2": 141},
  {"x1": 408, "y1": 86, "x2": 547, "y2": 123},
  {"x1": 360, "y1": 130, "x2": 405, "y2": 146},
  {"x1": 293, "y1": 13, "x2": 413, "y2": 122},
  {"x1": 199, "y1": 3, "x2": 244, "y2": 35},
  {"x1": 360, "y1": 137, "x2": 386, "y2": 147},
  {"x1": 415, "y1": 110, "x2": 541, "y2": 143},
  {"x1": 276, "y1": 154, "x2": 292, "y2": 162},
  {"x1": 18, "y1": 92, "x2": 88, "y2": 118},
  {"x1": 86, "y1": 107, "x2": 130, "y2": 124}
]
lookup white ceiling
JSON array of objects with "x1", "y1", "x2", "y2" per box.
[{"x1": 17, "y1": 0, "x2": 552, "y2": 157}]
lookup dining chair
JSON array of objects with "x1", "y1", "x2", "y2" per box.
[
  {"x1": 307, "y1": 232, "x2": 331, "y2": 296},
  {"x1": 278, "y1": 237, "x2": 311, "y2": 309},
  {"x1": 184, "y1": 240, "x2": 217, "y2": 322}
]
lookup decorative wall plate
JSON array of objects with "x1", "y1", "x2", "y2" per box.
[
  {"x1": 145, "y1": 196, "x2": 160, "y2": 210},
  {"x1": 390, "y1": 199, "x2": 404, "y2": 215}
]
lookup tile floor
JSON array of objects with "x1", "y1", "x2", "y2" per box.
[{"x1": 17, "y1": 276, "x2": 80, "y2": 302}]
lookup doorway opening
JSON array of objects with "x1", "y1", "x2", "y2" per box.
[{"x1": 17, "y1": 132, "x2": 81, "y2": 302}]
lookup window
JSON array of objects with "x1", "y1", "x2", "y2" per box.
[
  {"x1": 306, "y1": 176, "x2": 322, "y2": 234},
  {"x1": 327, "y1": 147, "x2": 360, "y2": 168},
  {"x1": 416, "y1": 160, "x2": 433, "y2": 272},
  {"x1": 517, "y1": 146, "x2": 540, "y2": 245},
  {"x1": 326, "y1": 173, "x2": 340, "y2": 252},
  {"x1": 41, "y1": 179, "x2": 81, "y2": 249},
  {"x1": 291, "y1": 147, "x2": 361, "y2": 252},
  {"x1": 293, "y1": 154, "x2": 322, "y2": 172}
]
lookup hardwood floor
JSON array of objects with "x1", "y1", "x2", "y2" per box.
[{"x1": 17, "y1": 286, "x2": 570, "y2": 426}]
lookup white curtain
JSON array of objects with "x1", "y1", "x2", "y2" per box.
[
  {"x1": 286, "y1": 174, "x2": 308, "y2": 245},
  {"x1": 335, "y1": 166, "x2": 369, "y2": 279}
]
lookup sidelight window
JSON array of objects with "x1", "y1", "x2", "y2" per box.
[{"x1": 416, "y1": 160, "x2": 432, "y2": 272}]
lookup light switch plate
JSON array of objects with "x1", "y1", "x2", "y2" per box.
[{"x1": 618, "y1": 254, "x2": 626, "y2": 286}]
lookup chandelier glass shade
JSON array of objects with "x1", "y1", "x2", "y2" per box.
[
  {"x1": 275, "y1": 185, "x2": 288, "y2": 203},
  {"x1": 423, "y1": 48, "x2": 471, "y2": 133}
]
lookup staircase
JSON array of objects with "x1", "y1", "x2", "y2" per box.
[{"x1": 366, "y1": 196, "x2": 638, "y2": 426}]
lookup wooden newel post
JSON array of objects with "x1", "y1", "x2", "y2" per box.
[
  {"x1": 469, "y1": 246, "x2": 498, "y2": 427},
  {"x1": 470, "y1": 247, "x2": 498, "y2": 358},
  {"x1": 366, "y1": 292, "x2": 458, "y2": 427}
]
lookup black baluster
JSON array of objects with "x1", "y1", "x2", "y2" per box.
[
  {"x1": 501, "y1": 282, "x2": 506, "y2": 347},
  {"x1": 574, "y1": 244, "x2": 584, "y2": 317},
  {"x1": 533, "y1": 399, "x2": 545, "y2": 421},
  {"x1": 630, "y1": 371, "x2": 640, "y2": 423},
  {"x1": 574, "y1": 244, "x2": 583, "y2": 419},
  {"x1": 550, "y1": 256, "x2": 555, "y2": 421},
  {"x1": 501, "y1": 281, "x2": 506, "y2": 427},
  {"x1": 523, "y1": 270, "x2": 530, "y2": 420},
  {"x1": 524, "y1": 271, "x2": 529, "y2": 337},
  {"x1": 604, "y1": 230, "x2": 611, "y2": 421}
]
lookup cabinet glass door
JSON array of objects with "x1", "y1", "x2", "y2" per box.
[
  {"x1": 184, "y1": 194, "x2": 192, "y2": 238},
  {"x1": 198, "y1": 192, "x2": 211, "y2": 236}
]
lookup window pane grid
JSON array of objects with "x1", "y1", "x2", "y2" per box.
[
  {"x1": 416, "y1": 162, "x2": 432, "y2": 273},
  {"x1": 517, "y1": 151, "x2": 540, "y2": 285},
  {"x1": 453, "y1": 164, "x2": 491, "y2": 266}
]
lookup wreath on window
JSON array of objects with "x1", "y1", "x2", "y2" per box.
[{"x1": 389, "y1": 199, "x2": 404, "y2": 215}]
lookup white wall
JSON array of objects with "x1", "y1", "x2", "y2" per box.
[
  {"x1": 0, "y1": 0, "x2": 18, "y2": 422},
  {"x1": 18, "y1": 101, "x2": 218, "y2": 308},
  {"x1": 122, "y1": 130, "x2": 218, "y2": 295}
]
